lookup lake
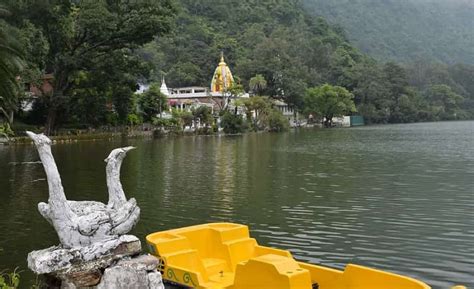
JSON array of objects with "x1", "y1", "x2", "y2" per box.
[{"x1": 0, "y1": 121, "x2": 473, "y2": 288}]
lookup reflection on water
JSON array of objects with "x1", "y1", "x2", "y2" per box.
[{"x1": 0, "y1": 121, "x2": 473, "y2": 288}]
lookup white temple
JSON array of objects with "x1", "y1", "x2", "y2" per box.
[
  {"x1": 143, "y1": 53, "x2": 297, "y2": 125},
  {"x1": 162, "y1": 53, "x2": 248, "y2": 112}
]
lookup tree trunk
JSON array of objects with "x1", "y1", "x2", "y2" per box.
[
  {"x1": 324, "y1": 116, "x2": 332, "y2": 128},
  {"x1": 8, "y1": 110, "x2": 14, "y2": 125},
  {"x1": 0, "y1": 107, "x2": 15, "y2": 125},
  {"x1": 45, "y1": 67, "x2": 71, "y2": 136},
  {"x1": 45, "y1": 107, "x2": 57, "y2": 136}
]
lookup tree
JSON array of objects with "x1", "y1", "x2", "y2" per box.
[
  {"x1": 69, "y1": 50, "x2": 147, "y2": 125},
  {"x1": 352, "y1": 61, "x2": 391, "y2": 124},
  {"x1": 425, "y1": 84, "x2": 465, "y2": 120},
  {"x1": 192, "y1": 106, "x2": 214, "y2": 127},
  {"x1": 267, "y1": 109, "x2": 289, "y2": 132},
  {"x1": 138, "y1": 84, "x2": 168, "y2": 122},
  {"x1": 220, "y1": 111, "x2": 245, "y2": 134},
  {"x1": 249, "y1": 74, "x2": 267, "y2": 96},
  {"x1": 0, "y1": 6, "x2": 23, "y2": 125},
  {"x1": 383, "y1": 62, "x2": 409, "y2": 123},
  {"x1": 241, "y1": 96, "x2": 271, "y2": 130},
  {"x1": 6, "y1": 0, "x2": 176, "y2": 134},
  {"x1": 304, "y1": 84, "x2": 356, "y2": 127},
  {"x1": 170, "y1": 109, "x2": 193, "y2": 131}
]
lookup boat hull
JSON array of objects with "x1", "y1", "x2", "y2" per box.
[{"x1": 146, "y1": 223, "x2": 431, "y2": 289}]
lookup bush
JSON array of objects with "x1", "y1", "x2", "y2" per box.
[
  {"x1": 221, "y1": 112, "x2": 246, "y2": 134},
  {"x1": 192, "y1": 106, "x2": 213, "y2": 127},
  {"x1": 138, "y1": 85, "x2": 168, "y2": 122},
  {"x1": 196, "y1": 127, "x2": 213, "y2": 135},
  {"x1": 105, "y1": 112, "x2": 119, "y2": 126},
  {"x1": 127, "y1": 113, "x2": 142, "y2": 126},
  {"x1": 267, "y1": 109, "x2": 289, "y2": 132},
  {"x1": 0, "y1": 268, "x2": 20, "y2": 289},
  {"x1": 0, "y1": 123, "x2": 14, "y2": 138},
  {"x1": 171, "y1": 109, "x2": 193, "y2": 130},
  {"x1": 152, "y1": 117, "x2": 174, "y2": 127}
]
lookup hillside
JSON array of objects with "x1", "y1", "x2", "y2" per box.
[
  {"x1": 141, "y1": 0, "x2": 473, "y2": 123},
  {"x1": 302, "y1": 0, "x2": 474, "y2": 64},
  {"x1": 141, "y1": 0, "x2": 364, "y2": 106},
  {"x1": 2, "y1": 0, "x2": 472, "y2": 131}
]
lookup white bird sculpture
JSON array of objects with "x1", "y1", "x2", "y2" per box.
[{"x1": 26, "y1": 131, "x2": 140, "y2": 248}]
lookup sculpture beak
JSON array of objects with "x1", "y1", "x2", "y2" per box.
[
  {"x1": 26, "y1": 131, "x2": 36, "y2": 138},
  {"x1": 121, "y1": 146, "x2": 136, "y2": 153}
]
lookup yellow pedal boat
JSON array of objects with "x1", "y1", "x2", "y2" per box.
[{"x1": 146, "y1": 223, "x2": 465, "y2": 289}]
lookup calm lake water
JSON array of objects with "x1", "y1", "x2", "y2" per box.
[{"x1": 0, "y1": 121, "x2": 473, "y2": 288}]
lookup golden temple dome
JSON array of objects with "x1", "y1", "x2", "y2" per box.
[{"x1": 211, "y1": 52, "x2": 234, "y2": 93}]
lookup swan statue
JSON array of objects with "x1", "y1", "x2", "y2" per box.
[{"x1": 26, "y1": 131, "x2": 140, "y2": 248}]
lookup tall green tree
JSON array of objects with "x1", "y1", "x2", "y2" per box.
[
  {"x1": 382, "y1": 62, "x2": 411, "y2": 123},
  {"x1": 249, "y1": 74, "x2": 267, "y2": 96},
  {"x1": 5, "y1": 0, "x2": 176, "y2": 134},
  {"x1": 138, "y1": 84, "x2": 168, "y2": 122},
  {"x1": 241, "y1": 96, "x2": 271, "y2": 130},
  {"x1": 304, "y1": 84, "x2": 356, "y2": 127},
  {"x1": 192, "y1": 106, "x2": 214, "y2": 127},
  {"x1": 425, "y1": 84, "x2": 466, "y2": 120},
  {"x1": 0, "y1": 6, "x2": 23, "y2": 125}
]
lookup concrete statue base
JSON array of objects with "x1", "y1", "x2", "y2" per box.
[{"x1": 28, "y1": 235, "x2": 164, "y2": 288}]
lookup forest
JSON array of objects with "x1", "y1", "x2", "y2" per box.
[
  {"x1": 302, "y1": 0, "x2": 474, "y2": 65},
  {"x1": 0, "y1": 0, "x2": 473, "y2": 136}
]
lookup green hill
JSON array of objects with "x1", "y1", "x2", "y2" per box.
[
  {"x1": 302, "y1": 0, "x2": 474, "y2": 64},
  {"x1": 141, "y1": 0, "x2": 474, "y2": 123},
  {"x1": 141, "y1": 0, "x2": 363, "y2": 105},
  {"x1": 3, "y1": 0, "x2": 472, "y2": 129}
]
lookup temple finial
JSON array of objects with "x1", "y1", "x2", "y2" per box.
[{"x1": 220, "y1": 51, "x2": 224, "y2": 63}]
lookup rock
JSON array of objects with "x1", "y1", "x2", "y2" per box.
[
  {"x1": 65, "y1": 269, "x2": 102, "y2": 287},
  {"x1": 116, "y1": 254, "x2": 159, "y2": 271},
  {"x1": 50, "y1": 254, "x2": 163, "y2": 289},
  {"x1": 147, "y1": 271, "x2": 165, "y2": 288},
  {"x1": 60, "y1": 280, "x2": 78, "y2": 289},
  {"x1": 97, "y1": 264, "x2": 164, "y2": 289},
  {"x1": 28, "y1": 235, "x2": 141, "y2": 275}
]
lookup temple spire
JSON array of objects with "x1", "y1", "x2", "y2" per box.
[
  {"x1": 160, "y1": 75, "x2": 169, "y2": 96},
  {"x1": 211, "y1": 52, "x2": 234, "y2": 93}
]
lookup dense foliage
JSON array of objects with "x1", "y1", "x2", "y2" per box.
[
  {"x1": 3, "y1": 0, "x2": 176, "y2": 134},
  {"x1": 302, "y1": 0, "x2": 474, "y2": 65},
  {"x1": 143, "y1": 0, "x2": 474, "y2": 124},
  {"x1": 138, "y1": 84, "x2": 168, "y2": 122},
  {"x1": 0, "y1": 268, "x2": 20, "y2": 289},
  {"x1": 0, "y1": 0, "x2": 472, "y2": 134},
  {"x1": 304, "y1": 84, "x2": 356, "y2": 127},
  {"x1": 141, "y1": 0, "x2": 362, "y2": 108},
  {"x1": 220, "y1": 112, "x2": 246, "y2": 134},
  {"x1": 0, "y1": 6, "x2": 23, "y2": 126}
]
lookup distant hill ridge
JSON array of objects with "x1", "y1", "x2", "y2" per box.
[{"x1": 302, "y1": 0, "x2": 474, "y2": 64}]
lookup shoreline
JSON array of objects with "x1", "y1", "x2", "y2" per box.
[
  {"x1": 0, "y1": 130, "x2": 152, "y2": 145},
  {"x1": 1, "y1": 123, "x2": 306, "y2": 145},
  {"x1": 3, "y1": 119, "x2": 471, "y2": 145}
]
